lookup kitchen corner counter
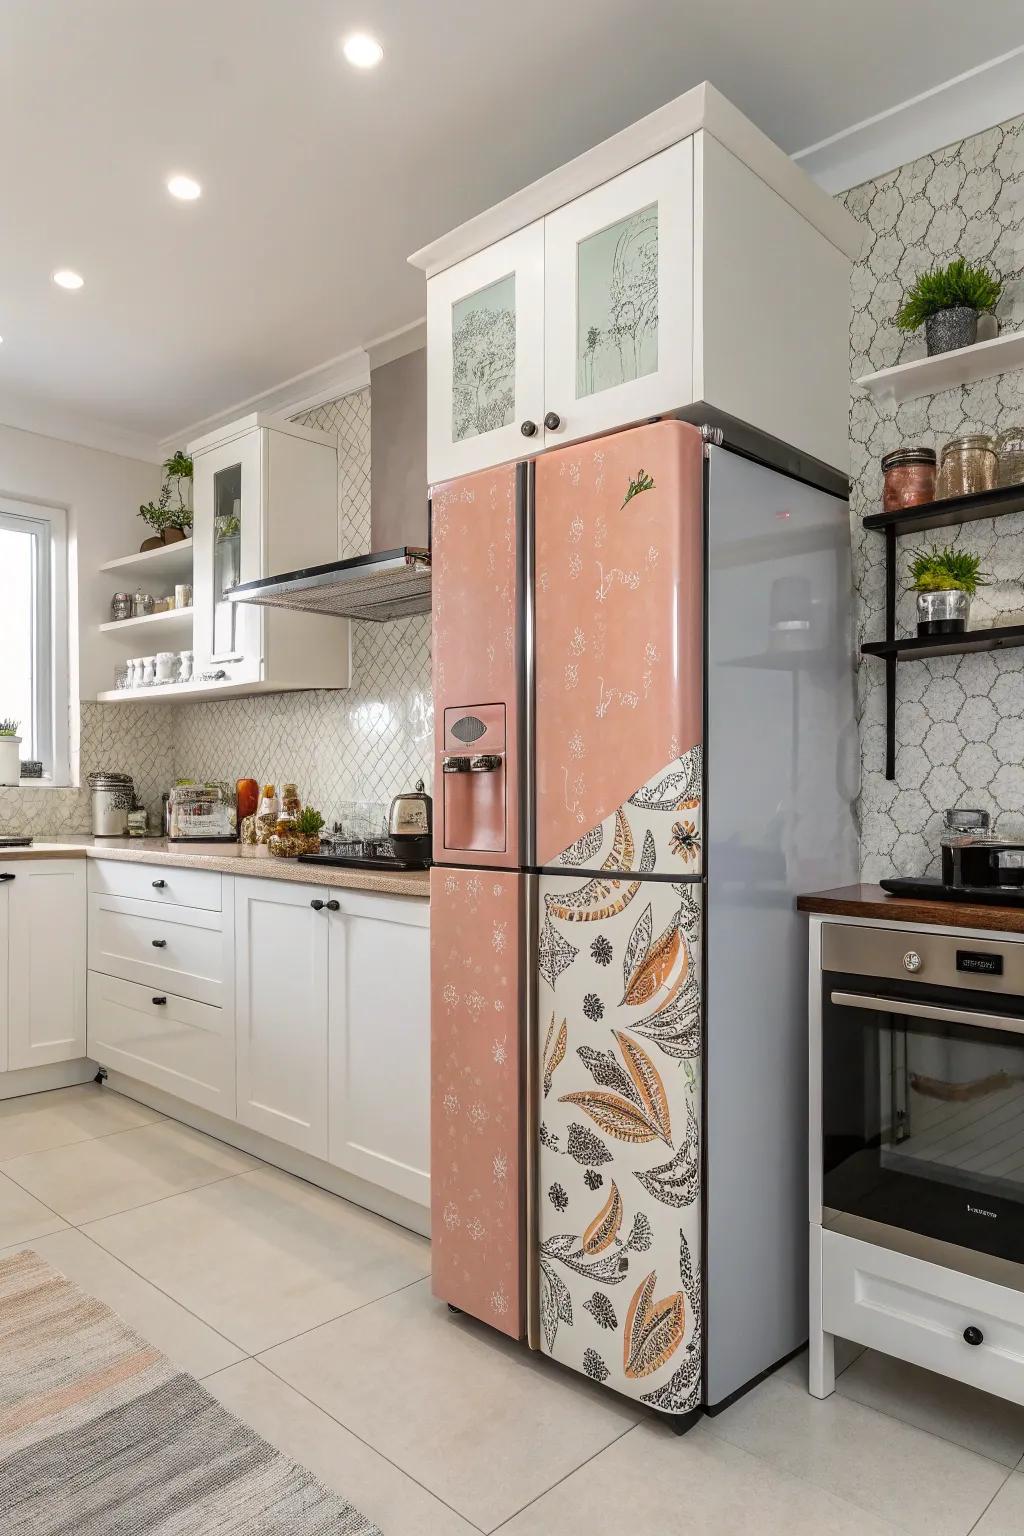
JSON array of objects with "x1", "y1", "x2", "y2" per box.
[
  {"x1": 1, "y1": 836, "x2": 430, "y2": 899},
  {"x1": 798, "y1": 883, "x2": 1024, "y2": 935}
]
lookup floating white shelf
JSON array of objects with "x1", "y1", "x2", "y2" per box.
[
  {"x1": 99, "y1": 607, "x2": 193, "y2": 635},
  {"x1": 856, "y1": 331, "x2": 1024, "y2": 406},
  {"x1": 100, "y1": 538, "x2": 194, "y2": 581},
  {"x1": 95, "y1": 678, "x2": 301, "y2": 703}
]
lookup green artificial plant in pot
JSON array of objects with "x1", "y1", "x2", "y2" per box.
[
  {"x1": 138, "y1": 450, "x2": 193, "y2": 550},
  {"x1": 909, "y1": 544, "x2": 988, "y2": 636},
  {"x1": 897, "y1": 259, "x2": 1002, "y2": 356}
]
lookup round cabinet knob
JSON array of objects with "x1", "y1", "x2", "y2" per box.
[
  {"x1": 151, "y1": 996, "x2": 167, "y2": 1006},
  {"x1": 903, "y1": 951, "x2": 922, "y2": 973},
  {"x1": 544, "y1": 411, "x2": 562, "y2": 431},
  {"x1": 520, "y1": 420, "x2": 537, "y2": 438},
  {"x1": 151, "y1": 939, "x2": 167, "y2": 949},
  {"x1": 310, "y1": 899, "x2": 325, "y2": 911},
  {"x1": 152, "y1": 879, "x2": 167, "y2": 889},
  {"x1": 325, "y1": 899, "x2": 340, "y2": 912},
  {"x1": 963, "y1": 1325, "x2": 984, "y2": 1347}
]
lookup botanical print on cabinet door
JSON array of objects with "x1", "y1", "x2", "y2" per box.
[
  {"x1": 537, "y1": 872, "x2": 702, "y2": 1413},
  {"x1": 576, "y1": 204, "x2": 658, "y2": 400},
  {"x1": 430, "y1": 867, "x2": 523, "y2": 1338},
  {"x1": 452, "y1": 273, "x2": 516, "y2": 442}
]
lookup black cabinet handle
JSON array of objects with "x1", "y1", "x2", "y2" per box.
[
  {"x1": 325, "y1": 899, "x2": 340, "y2": 912},
  {"x1": 0, "y1": 873, "x2": 14, "y2": 882},
  {"x1": 963, "y1": 1325, "x2": 984, "y2": 1347},
  {"x1": 544, "y1": 411, "x2": 561, "y2": 431},
  {"x1": 151, "y1": 996, "x2": 167, "y2": 1006},
  {"x1": 520, "y1": 420, "x2": 537, "y2": 437},
  {"x1": 152, "y1": 879, "x2": 166, "y2": 889},
  {"x1": 151, "y1": 938, "x2": 167, "y2": 948},
  {"x1": 310, "y1": 898, "x2": 325, "y2": 911}
]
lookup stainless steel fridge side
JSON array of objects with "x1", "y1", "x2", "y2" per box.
[{"x1": 702, "y1": 444, "x2": 858, "y2": 1407}]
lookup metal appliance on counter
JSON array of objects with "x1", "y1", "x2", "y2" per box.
[
  {"x1": 428, "y1": 420, "x2": 858, "y2": 1425},
  {"x1": 167, "y1": 783, "x2": 236, "y2": 842},
  {"x1": 881, "y1": 807, "x2": 1024, "y2": 906},
  {"x1": 386, "y1": 779, "x2": 432, "y2": 864},
  {"x1": 88, "y1": 771, "x2": 135, "y2": 837}
]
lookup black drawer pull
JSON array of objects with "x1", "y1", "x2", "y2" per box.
[
  {"x1": 151, "y1": 996, "x2": 167, "y2": 1006},
  {"x1": 152, "y1": 879, "x2": 167, "y2": 889},
  {"x1": 310, "y1": 899, "x2": 325, "y2": 911},
  {"x1": 0, "y1": 873, "x2": 14, "y2": 882},
  {"x1": 151, "y1": 939, "x2": 167, "y2": 948},
  {"x1": 963, "y1": 1325, "x2": 984, "y2": 1347},
  {"x1": 325, "y1": 899, "x2": 340, "y2": 911}
]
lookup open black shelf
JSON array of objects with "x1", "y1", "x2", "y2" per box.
[
  {"x1": 860, "y1": 479, "x2": 1024, "y2": 779},
  {"x1": 862, "y1": 481, "x2": 1024, "y2": 536}
]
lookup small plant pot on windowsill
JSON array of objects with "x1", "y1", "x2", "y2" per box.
[
  {"x1": 0, "y1": 735, "x2": 22, "y2": 787},
  {"x1": 917, "y1": 589, "x2": 971, "y2": 636},
  {"x1": 925, "y1": 306, "x2": 978, "y2": 356}
]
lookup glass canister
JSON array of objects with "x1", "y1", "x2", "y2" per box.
[
  {"x1": 995, "y1": 425, "x2": 1024, "y2": 488},
  {"x1": 936, "y1": 434, "x2": 997, "y2": 500},
  {"x1": 940, "y1": 807, "x2": 992, "y2": 885},
  {"x1": 111, "y1": 591, "x2": 133, "y2": 621},
  {"x1": 880, "y1": 447, "x2": 936, "y2": 512}
]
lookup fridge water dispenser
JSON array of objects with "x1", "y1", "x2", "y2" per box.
[{"x1": 442, "y1": 704, "x2": 507, "y2": 853}]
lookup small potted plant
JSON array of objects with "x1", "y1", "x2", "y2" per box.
[
  {"x1": 268, "y1": 806, "x2": 325, "y2": 858},
  {"x1": 0, "y1": 719, "x2": 21, "y2": 787},
  {"x1": 897, "y1": 258, "x2": 1002, "y2": 356},
  {"x1": 138, "y1": 450, "x2": 193, "y2": 551},
  {"x1": 909, "y1": 545, "x2": 988, "y2": 635}
]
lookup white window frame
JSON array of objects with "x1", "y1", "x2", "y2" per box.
[{"x1": 0, "y1": 496, "x2": 69, "y2": 785}]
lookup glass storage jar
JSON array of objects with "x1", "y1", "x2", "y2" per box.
[
  {"x1": 995, "y1": 425, "x2": 1024, "y2": 488},
  {"x1": 880, "y1": 447, "x2": 936, "y2": 512},
  {"x1": 936, "y1": 434, "x2": 997, "y2": 500}
]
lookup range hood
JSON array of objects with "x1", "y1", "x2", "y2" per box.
[{"x1": 230, "y1": 330, "x2": 431, "y2": 623}]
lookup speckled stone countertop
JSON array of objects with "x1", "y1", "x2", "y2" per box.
[{"x1": 0, "y1": 835, "x2": 430, "y2": 899}]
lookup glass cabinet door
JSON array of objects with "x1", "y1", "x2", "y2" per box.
[
  {"x1": 212, "y1": 460, "x2": 243, "y2": 659},
  {"x1": 426, "y1": 220, "x2": 545, "y2": 485},
  {"x1": 543, "y1": 137, "x2": 693, "y2": 449},
  {"x1": 192, "y1": 428, "x2": 263, "y2": 684}
]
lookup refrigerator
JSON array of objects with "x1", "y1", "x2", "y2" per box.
[{"x1": 429, "y1": 419, "x2": 857, "y2": 1424}]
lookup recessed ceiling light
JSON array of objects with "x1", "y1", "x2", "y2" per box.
[
  {"x1": 53, "y1": 269, "x2": 84, "y2": 290},
  {"x1": 342, "y1": 32, "x2": 383, "y2": 68},
  {"x1": 167, "y1": 174, "x2": 201, "y2": 201}
]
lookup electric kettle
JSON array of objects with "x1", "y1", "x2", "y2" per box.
[{"x1": 387, "y1": 779, "x2": 433, "y2": 864}]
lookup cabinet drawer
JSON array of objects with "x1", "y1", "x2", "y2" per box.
[
  {"x1": 87, "y1": 970, "x2": 234, "y2": 1119},
  {"x1": 822, "y1": 1229, "x2": 1024, "y2": 1407},
  {"x1": 89, "y1": 859, "x2": 222, "y2": 912},
  {"x1": 88, "y1": 894, "x2": 229, "y2": 1007}
]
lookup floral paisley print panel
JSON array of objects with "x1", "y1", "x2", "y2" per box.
[
  {"x1": 431, "y1": 867, "x2": 523, "y2": 1338},
  {"x1": 534, "y1": 420, "x2": 703, "y2": 873},
  {"x1": 537, "y1": 870, "x2": 702, "y2": 1413}
]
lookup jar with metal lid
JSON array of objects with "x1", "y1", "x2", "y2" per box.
[
  {"x1": 936, "y1": 434, "x2": 997, "y2": 500},
  {"x1": 88, "y1": 770, "x2": 135, "y2": 837},
  {"x1": 880, "y1": 447, "x2": 936, "y2": 512},
  {"x1": 111, "y1": 591, "x2": 133, "y2": 621},
  {"x1": 995, "y1": 425, "x2": 1024, "y2": 488}
]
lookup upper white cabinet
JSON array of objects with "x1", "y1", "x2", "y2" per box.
[
  {"x1": 190, "y1": 414, "x2": 352, "y2": 693},
  {"x1": 413, "y1": 84, "x2": 860, "y2": 482},
  {"x1": 6, "y1": 860, "x2": 86, "y2": 1071}
]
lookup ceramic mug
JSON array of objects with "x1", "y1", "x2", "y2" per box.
[
  {"x1": 141, "y1": 656, "x2": 156, "y2": 686},
  {"x1": 155, "y1": 650, "x2": 178, "y2": 684},
  {"x1": 178, "y1": 649, "x2": 194, "y2": 683},
  {"x1": 128, "y1": 658, "x2": 143, "y2": 689}
]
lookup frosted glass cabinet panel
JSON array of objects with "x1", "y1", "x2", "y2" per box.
[
  {"x1": 427, "y1": 220, "x2": 544, "y2": 484},
  {"x1": 192, "y1": 428, "x2": 263, "y2": 686},
  {"x1": 544, "y1": 138, "x2": 693, "y2": 448}
]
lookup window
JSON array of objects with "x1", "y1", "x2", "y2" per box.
[{"x1": 0, "y1": 498, "x2": 68, "y2": 782}]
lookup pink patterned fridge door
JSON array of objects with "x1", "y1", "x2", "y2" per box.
[
  {"x1": 534, "y1": 420, "x2": 704, "y2": 875},
  {"x1": 430, "y1": 866, "x2": 524, "y2": 1339},
  {"x1": 431, "y1": 462, "x2": 521, "y2": 870}
]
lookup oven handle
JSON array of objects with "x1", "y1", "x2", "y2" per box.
[{"x1": 830, "y1": 990, "x2": 1024, "y2": 1036}]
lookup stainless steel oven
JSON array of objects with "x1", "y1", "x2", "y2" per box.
[{"x1": 821, "y1": 924, "x2": 1024, "y2": 1268}]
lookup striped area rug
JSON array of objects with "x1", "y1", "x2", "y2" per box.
[{"x1": 0, "y1": 1249, "x2": 381, "y2": 1535}]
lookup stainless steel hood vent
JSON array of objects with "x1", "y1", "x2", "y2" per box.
[{"x1": 228, "y1": 547, "x2": 431, "y2": 622}]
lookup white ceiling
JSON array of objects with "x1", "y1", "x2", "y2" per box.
[{"x1": 1, "y1": 0, "x2": 1022, "y2": 452}]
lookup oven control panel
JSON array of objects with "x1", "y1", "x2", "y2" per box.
[{"x1": 821, "y1": 924, "x2": 1024, "y2": 995}]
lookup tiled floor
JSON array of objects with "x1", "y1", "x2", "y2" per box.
[{"x1": 3, "y1": 1085, "x2": 1024, "y2": 1535}]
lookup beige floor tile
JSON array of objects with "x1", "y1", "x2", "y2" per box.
[
  {"x1": 84, "y1": 1164, "x2": 430, "y2": 1353},
  {"x1": 704, "y1": 1371, "x2": 1007, "y2": 1536},
  {"x1": 0, "y1": 1227, "x2": 244, "y2": 1379},
  {"x1": 207, "y1": 1359, "x2": 479, "y2": 1536},
  {"x1": 500, "y1": 1420, "x2": 910, "y2": 1536},
  {"x1": 0, "y1": 1083, "x2": 163, "y2": 1161},
  {"x1": 0, "y1": 1169, "x2": 66, "y2": 1247},
  {"x1": 778, "y1": 1336, "x2": 865, "y2": 1389},
  {"x1": 261, "y1": 1279, "x2": 638, "y2": 1532},
  {"x1": 972, "y1": 1472, "x2": 1024, "y2": 1535},
  {"x1": 836, "y1": 1349, "x2": 1024, "y2": 1468},
  {"x1": 1, "y1": 1117, "x2": 257, "y2": 1224}
]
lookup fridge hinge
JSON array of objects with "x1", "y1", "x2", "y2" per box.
[{"x1": 700, "y1": 423, "x2": 724, "y2": 455}]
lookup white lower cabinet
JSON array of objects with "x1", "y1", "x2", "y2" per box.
[
  {"x1": 234, "y1": 878, "x2": 329, "y2": 1158},
  {"x1": 7, "y1": 860, "x2": 86, "y2": 1071},
  {"x1": 328, "y1": 890, "x2": 430, "y2": 1205}
]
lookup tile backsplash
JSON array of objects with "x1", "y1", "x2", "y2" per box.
[
  {"x1": 0, "y1": 386, "x2": 432, "y2": 837},
  {"x1": 844, "y1": 113, "x2": 1024, "y2": 880}
]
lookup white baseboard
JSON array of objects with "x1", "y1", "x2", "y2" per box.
[
  {"x1": 101, "y1": 1069, "x2": 431, "y2": 1240},
  {"x1": 0, "y1": 1058, "x2": 96, "y2": 1101}
]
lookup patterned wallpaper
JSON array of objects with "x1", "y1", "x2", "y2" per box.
[{"x1": 845, "y1": 114, "x2": 1024, "y2": 880}]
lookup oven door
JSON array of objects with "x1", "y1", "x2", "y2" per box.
[{"x1": 822, "y1": 971, "x2": 1024, "y2": 1264}]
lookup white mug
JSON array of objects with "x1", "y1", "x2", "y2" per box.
[
  {"x1": 155, "y1": 651, "x2": 178, "y2": 683},
  {"x1": 141, "y1": 656, "x2": 156, "y2": 686},
  {"x1": 129, "y1": 658, "x2": 143, "y2": 689},
  {"x1": 178, "y1": 649, "x2": 194, "y2": 683}
]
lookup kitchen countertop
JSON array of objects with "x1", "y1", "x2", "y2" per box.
[
  {"x1": 798, "y1": 883, "x2": 1024, "y2": 935},
  {"x1": 0, "y1": 835, "x2": 431, "y2": 899}
]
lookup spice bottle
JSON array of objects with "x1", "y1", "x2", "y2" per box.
[{"x1": 235, "y1": 777, "x2": 259, "y2": 824}]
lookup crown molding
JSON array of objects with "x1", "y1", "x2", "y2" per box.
[
  {"x1": 794, "y1": 46, "x2": 1024, "y2": 193},
  {"x1": 0, "y1": 392, "x2": 163, "y2": 464}
]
